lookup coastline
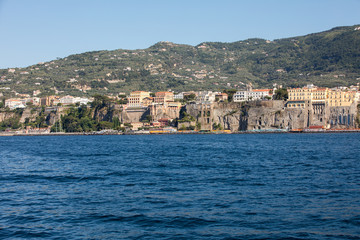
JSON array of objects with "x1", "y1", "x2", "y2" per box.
[{"x1": 1, "y1": 129, "x2": 360, "y2": 137}]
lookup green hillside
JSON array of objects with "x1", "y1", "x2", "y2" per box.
[{"x1": 1, "y1": 25, "x2": 360, "y2": 97}]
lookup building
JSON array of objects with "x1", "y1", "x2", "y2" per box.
[
  {"x1": 127, "y1": 91, "x2": 150, "y2": 108},
  {"x1": 215, "y1": 93, "x2": 228, "y2": 102},
  {"x1": 17, "y1": 93, "x2": 31, "y2": 98},
  {"x1": 174, "y1": 92, "x2": 184, "y2": 100},
  {"x1": 287, "y1": 85, "x2": 358, "y2": 108},
  {"x1": 233, "y1": 89, "x2": 272, "y2": 102},
  {"x1": 33, "y1": 90, "x2": 41, "y2": 96},
  {"x1": 5, "y1": 98, "x2": 26, "y2": 109},
  {"x1": 154, "y1": 92, "x2": 174, "y2": 104},
  {"x1": 158, "y1": 118, "x2": 171, "y2": 127},
  {"x1": 41, "y1": 96, "x2": 60, "y2": 106},
  {"x1": 196, "y1": 91, "x2": 219, "y2": 103},
  {"x1": 130, "y1": 122, "x2": 144, "y2": 131},
  {"x1": 288, "y1": 85, "x2": 328, "y2": 102},
  {"x1": 73, "y1": 97, "x2": 91, "y2": 105},
  {"x1": 142, "y1": 97, "x2": 154, "y2": 107},
  {"x1": 59, "y1": 96, "x2": 75, "y2": 105},
  {"x1": 328, "y1": 89, "x2": 357, "y2": 107}
]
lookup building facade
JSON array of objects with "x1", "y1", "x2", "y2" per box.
[
  {"x1": 287, "y1": 85, "x2": 358, "y2": 108},
  {"x1": 233, "y1": 89, "x2": 272, "y2": 102},
  {"x1": 154, "y1": 92, "x2": 174, "y2": 104},
  {"x1": 127, "y1": 91, "x2": 150, "y2": 108}
]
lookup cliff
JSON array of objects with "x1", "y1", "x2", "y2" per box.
[
  {"x1": 1, "y1": 100, "x2": 358, "y2": 132},
  {"x1": 186, "y1": 100, "x2": 358, "y2": 131},
  {"x1": 0, "y1": 111, "x2": 16, "y2": 122}
]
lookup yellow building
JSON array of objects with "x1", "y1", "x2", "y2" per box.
[
  {"x1": 142, "y1": 97, "x2": 154, "y2": 107},
  {"x1": 288, "y1": 87, "x2": 312, "y2": 101},
  {"x1": 287, "y1": 87, "x2": 328, "y2": 101},
  {"x1": 287, "y1": 85, "x2": 357, "y2": 108},
  {"x1": 312, "y1": 88, "x2": 329, "y2": 101},
  {"x1": 127, "y1": 91, "x2": 150, "y2": 108},
  {"x1": 328, "y1": 90, "x2": 357, "y2": 107}
]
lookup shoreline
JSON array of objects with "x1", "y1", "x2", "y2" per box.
[{"x1": 1, "y1": 130, "x2": 360, "y2": 137}]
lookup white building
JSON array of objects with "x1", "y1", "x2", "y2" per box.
[
  {"x1": 5, "y1": 98, "x2": 26, "y2": 109},
  {"x1": 60, "y1": 96, "x2": 75, "y2": 105},
  {"x1": 74, "y1": 97, "x2": 91, "y2": 105},
  {"x1": 196, "y1": 91, "x2": 220, "y2": 103},
  {"x1": 174, "y1": 92, "x2": 184, "y2": 100},
  {"x1": 233, "y1": 89, "x2": 272, "y2": 102},
  {"x1": 59, "y1": 96, "x2": 91, "y2": 105}
]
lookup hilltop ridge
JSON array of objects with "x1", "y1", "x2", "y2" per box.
[{"x1": 0, "y1": 24, "x2": 359, "y2": 97}]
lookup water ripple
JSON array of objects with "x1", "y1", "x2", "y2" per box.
[{"x1": 0, "y1": 134, "x2": 360, "y2": 239}]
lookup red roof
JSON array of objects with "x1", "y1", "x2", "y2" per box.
[{"x1": 253, "y1": 89, "x2": 271, "y2": 92}]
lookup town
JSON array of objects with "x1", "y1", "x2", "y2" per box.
[{"x1": 0, "y1": 83, "x2": 360, "y2": 135}]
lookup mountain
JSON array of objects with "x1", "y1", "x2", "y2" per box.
[{"x1": 1, "y1": 25, "x2": 360, "y2": 97}]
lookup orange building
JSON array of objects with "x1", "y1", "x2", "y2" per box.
[{"x1": 154, "y1": 92, "x2": 174, "y2": 104}]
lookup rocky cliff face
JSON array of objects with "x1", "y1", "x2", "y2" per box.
[
  {"x1": 119, "y1": 108, "x2": 149, "y2": 123},
  {"x1": 185, "y1": 101, "x2": 302, "y2": 131},
  {"x1": 0, "y1": 111, "x2": 16, "y2": 122},
  {"x1": 91, "y1": 103, "x2": 150, "y2": 123},
  {"x1": 328, "y1": 103, "x2": 358, "y2": 129},
  {"x1": 150, "y1": 104, "x2": 180, "y2": 121},
  {"x1": 20, "y1": 108, "x2": 39, "y2": 123},
  {"x1": 185, "y1": 100, "x2": 358, "y2": 131},
  {"x1": 241, "y1": 102, "x2": 306, "y2": 131},
  {"x1": 1, "y1": 100, "x2": 358, "y2": 131}
]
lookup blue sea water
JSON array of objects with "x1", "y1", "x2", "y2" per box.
[{"x1": 0, "y1": 133, "x2": 360, "y2": 239}]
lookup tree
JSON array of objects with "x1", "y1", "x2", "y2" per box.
[
  {"x1": 264, "y1": 96, "x2": 272, "y2": 100},
  {"x1": 97, "y1": 121, "x2": 113, "y2": 130},
  {"x1": 184, "y1": 93, "x2": 196, "y2": 102},
  {"x1": 274, "y1": 88, "x2": 288, "y2": 100},
  {"x1": 212, "y1": 123, "x2": 223, "y2": 130},
  {"x1": 223, "y1": 89, "x2": 237, "y2": 102},
  {"x1": 91, "y1": 94, "x2": 111, "y2": 108},
  {"x1": 118, "y1": 98, "x2": 128, "y2": 104},
  {"x1": 112, "y1": 117, "x2": 121, "y2": 129}
]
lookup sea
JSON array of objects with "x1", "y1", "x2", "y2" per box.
[{"x1": 0, "y1": 133, "x2": 359, "y2": 240}]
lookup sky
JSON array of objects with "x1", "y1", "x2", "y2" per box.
[{"x1": 0, "y1": 0, "x2": 359, "y2": 69}]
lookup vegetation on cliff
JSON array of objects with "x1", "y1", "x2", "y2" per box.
[
  {"x1": 0, "y1": 109, "x2": 23, "y2": 131},
  {"x1": 52, "y1": 96, "x2": 123, "y2": 133}
]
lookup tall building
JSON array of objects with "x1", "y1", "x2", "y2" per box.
[{"x1": 127, "y1": 91, "x2": 150, "y2": 108}]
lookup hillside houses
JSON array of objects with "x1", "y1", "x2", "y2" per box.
[{"x1": 2, "y1": 82, "x2": 359, "y2": 133}]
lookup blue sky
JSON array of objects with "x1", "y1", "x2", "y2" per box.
[{"x1": 0, "y1": 0, "x2": 359, "y2": 69}]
